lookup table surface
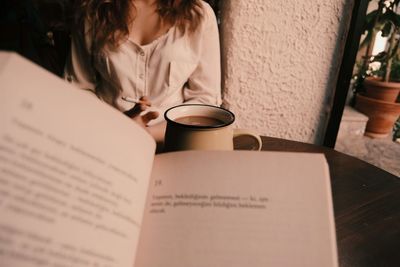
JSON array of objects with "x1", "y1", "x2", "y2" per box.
[{"x1": 235, "y1": 136, "x2": 400, "y2": 267}]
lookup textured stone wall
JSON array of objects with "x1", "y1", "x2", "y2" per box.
[{"x1": 220, "y1": 0, "x2": 353, "y2": 144}]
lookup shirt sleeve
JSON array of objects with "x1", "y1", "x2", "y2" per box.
[
  {"x1": 64, "y1": 25, "x2": 97, "y2": 93},
  {"x1": 183, "y1": 2, "x2": 222, "y2": 106}
]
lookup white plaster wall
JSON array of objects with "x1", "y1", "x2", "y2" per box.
[{"x1": 220, "y1": 0, "x2": 353, "y2": 144}]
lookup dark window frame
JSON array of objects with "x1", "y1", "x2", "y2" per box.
[{"x1": 323, "y1": 0, "x2": 369, "y2": 147}]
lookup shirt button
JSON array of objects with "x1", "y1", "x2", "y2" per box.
[
  {"x1": 139, "y1": 74, "x2": 144, "y2": 79},
  {"x1": 139, "y1": 51, "x2": 145, "y2": 56}
]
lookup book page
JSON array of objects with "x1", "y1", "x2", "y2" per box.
[
  {"x1": 135, "y1": 151, "x2": 338, "y2": 267},
  {"x1": 0, "y1": 53, "x2": 155, "y2": 267}
]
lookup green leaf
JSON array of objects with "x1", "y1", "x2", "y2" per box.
[
  {"x1": 381, "y1": 21, "x2": 393, "y2": 36},
  {"x1": 380, "y1": 9, "x2": 400, "y2": 27},
  {"x1": 372, "y1": 51, "x2": 388, "y2": 62}
]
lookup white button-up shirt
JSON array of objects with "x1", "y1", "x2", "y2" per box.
[{"x1": 65, "y1": 1, "x2": 221, "y2": 121}]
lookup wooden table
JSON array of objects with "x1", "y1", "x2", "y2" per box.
[{"x1": 235, "y1": 136, "x2": 400, "y2": 267}]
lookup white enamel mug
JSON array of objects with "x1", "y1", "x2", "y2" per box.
[{"x1": 164, "y1": 104, "x2": 262, "y2": 152}]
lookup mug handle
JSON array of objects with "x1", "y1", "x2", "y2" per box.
[{"x1": 233, "y1": 129, "x2": 262, "y2": 151}]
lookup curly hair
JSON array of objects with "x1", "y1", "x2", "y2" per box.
[{"x1": 74, "y1": 0, "x2": 203, "y2": 53}]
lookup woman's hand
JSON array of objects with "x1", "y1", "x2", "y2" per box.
[{"x1": 123, "y1": 96, "x2": 159, "y2": 127}]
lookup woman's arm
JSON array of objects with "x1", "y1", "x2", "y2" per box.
[{"x1": 184, "y1": 3, "x2": 222, "y2": 106}]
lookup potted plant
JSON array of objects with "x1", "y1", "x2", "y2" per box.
[{"x1": 354, "y1": 0, "x2": 400, "y2": 138}]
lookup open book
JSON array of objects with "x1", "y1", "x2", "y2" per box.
[{"x1": 0, "y1": 52, "x2": 338, "y2": 267}]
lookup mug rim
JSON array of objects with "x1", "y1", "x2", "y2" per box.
[{"x1": 164, "y1": 104, "x2": 235, "y2": 129}]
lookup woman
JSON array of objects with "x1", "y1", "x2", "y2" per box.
[{"x1": 65, "y1": 0, "x2": 221, "y2": 140}]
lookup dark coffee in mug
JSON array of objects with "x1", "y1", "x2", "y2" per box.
[{"x1": 174, "y1": 115, "x2": 225, "y2": 127}]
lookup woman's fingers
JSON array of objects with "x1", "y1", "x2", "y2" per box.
[
  {"x1": 123, "y1": 96, "x2": 158, "y2": 126},
  {"x1": 141, "y1": 111, "x2": 159, "y2": 125},
  {"x1": 123, "y1": 95, "x2": 153, "y2": 118},
  {"x1": 139, "y1": 96, "x2": 151, "y2": 106},
  {"x1": 123, "y1": 103, "x2": 146, "y2": 118}
]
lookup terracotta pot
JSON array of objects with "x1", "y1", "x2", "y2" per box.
[
  {"x1": 364, "y1": 77, "x2": 400, "y2": 102},
  {"x1": 355, "y1": 94, "x2": 400, "y2": 138}
]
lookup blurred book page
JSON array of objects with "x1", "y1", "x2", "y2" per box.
[
  {"x1": 135, "y1": 151, "x2": 338, "y2": 267},
  {"x1": 0, "y1": 52, "x2": 155, "y2": 267}
]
